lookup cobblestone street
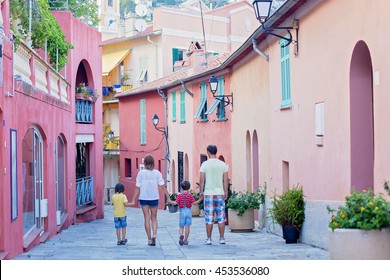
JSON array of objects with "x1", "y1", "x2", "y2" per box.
[{"x1": 14, "y1": 205, "x2": 329, "y2": 260}]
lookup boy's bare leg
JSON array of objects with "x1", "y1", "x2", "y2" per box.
[
  {"x1": 184, "y1": 225, "x2": 190, "y2": 241},
  {"x1": 122, "y1": 227, "x2": 127, "y2": 241},
  {"x1": 116, "y1": 228, "x2": 121, "y2": 242}
]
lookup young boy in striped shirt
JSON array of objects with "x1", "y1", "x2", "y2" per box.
[{"x1": 172, "y1": 181, "x2": 203, "y2": 246}]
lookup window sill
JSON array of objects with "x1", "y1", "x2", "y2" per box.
[
  {"x1": 23, "y1": 228, "x2": 42, "y2": 249},
  {"x1": 215, "y1": 118, "x2": 227, "y2": 122},
  {"x1": 197, "y1": 119, "x2": 208, "y2": 123},
  {"x1": 180, "y1": 121, "x2": 186, "y2": 124},
  {"x1": 280, "y1": 105, "x2": 292, "y2": 111}
]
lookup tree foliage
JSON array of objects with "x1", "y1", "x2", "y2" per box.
[{"x1": 10, "y1": 0, "x2": 73, "y2": 70}]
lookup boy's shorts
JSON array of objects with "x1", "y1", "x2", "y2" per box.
[
  {"x1": 179, "y1": 208, "x2": 192, "y2": 227},
  {"x1": 114, "y1": 216, "x2": 127, "y2": 229},
  {"x1": 204, "y1": 195, "x2": 226, "y2": 224}
]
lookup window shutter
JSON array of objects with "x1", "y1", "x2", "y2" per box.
[
  {"x1": 280, "y1": 38, "x2": 291, "y2": 108},
  {"x1": 180, "y1": 91, "x2": 186, "y2": 122},
  {"x1": 140, "y1": 99, "x2": 146, "y2": 144},
  {"x1": 172, "y1": 48, "x2": 179, "y2": 65},
  {"x1": 172, "y1": 91, "x2": 176, "y2": 122},
  {"x1": 217, "y1": 77, "x2": 225, "y2": 119}
]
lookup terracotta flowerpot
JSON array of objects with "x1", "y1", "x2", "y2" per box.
[
  {"x1": 228, "y1": 208, "x2": 255, "y2": 232},
  {"x1": 192, "y1": 204, "x2": 200, "y2": 217},
  {"x1": 328, "y1": 228, "x2": 390, "y2": 259}
]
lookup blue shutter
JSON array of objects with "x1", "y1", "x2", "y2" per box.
[
  {"x1": 180, "y1": 91, "x2": 186, "y2": 123},
  {"x1": 172, "y1": 48, "x2": 179, "y2": 65},
  {"x1": 217, "y1": 77, "x2": 226, "y2": 120},
  {"x1": 194, "y1": 83, "x2": 208, "y2": 120},
  {"x1": 172, "y1": 91, "x2": 176, "y2": 122},
  {"x1": 140, "y1": 99, "x2": 146, "y2": 144},
  {"x1": 280, "y1": 38, "x2": 291, "y2": 108}
]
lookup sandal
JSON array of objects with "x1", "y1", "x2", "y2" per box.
[
  {"x1": 117, "y1": 241, "x2": 122, "y2": 245},
  {"x1": 151, "y1": 237, "x2": 156, "y2": 246},
  {"x1": 148, "y1": 240, "x2": 153, "y2": 246},
  {"x1": 179, "y1": 235, "x2": 184, "y2": 246}
]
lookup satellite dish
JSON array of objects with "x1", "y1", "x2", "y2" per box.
[
  {"x1": 134, "y1": 18, "x2": 147, "y2": 32},
  {"x1": 135, "y1": 4, "x2": 148, "y2": 17}
]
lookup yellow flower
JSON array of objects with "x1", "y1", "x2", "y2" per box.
[
  {"x1": 363, "y1": 189, "x2": 367, "y2": 193},
  {"x1": 333, "y1": 222, "x2": 339, "y2": 227},
  {"x1": 360, "y1": 206, "x2": 365, "y2": 211},
  {"x1": 369, "y1": 201, "x2": 374, "y2": 206},
  {"x1": 375, "y1": 206, "x2": 379, "y2": 211},
  {"x1": 341, "y1": 214, "x2": 345, "y2": 219}
]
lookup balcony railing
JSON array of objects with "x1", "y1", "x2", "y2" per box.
[
  {"x1": 76, "y1": 176, "x2": 94, "y2": 208},
  {"x1": 14, "y1": 42, "x2": 69, "y2": 103},
  {"x1": 75, "y1": 99, "x2": 93, "y2": 123}
]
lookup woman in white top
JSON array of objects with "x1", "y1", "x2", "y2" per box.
[{"x1": 131, "y1": 154, "x2": 172, "y2": 246}]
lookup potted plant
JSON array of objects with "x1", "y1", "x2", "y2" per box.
[
  {"x1": 268, "y1": 185, "x2": 305, "y2": 244},
  {"x1": 327, "y1": 183, "x2": 390, "y2": 259},
  {"x1": 190, "y1": 190, "x2": 202, "y2": 217},
  {"x1": 166, "y1": 193, "x2": 178, "y2": 213},
  {"x1": 76, "y1": 83, "x2": 99, "y2": 102},
  {"x1": 226, "y1": 189, "x2": 264, "y2": 232}
]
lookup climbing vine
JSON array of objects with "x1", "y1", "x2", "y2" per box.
[{"x1": 9, "y1": 0, "x2": 98, "y2": 71}]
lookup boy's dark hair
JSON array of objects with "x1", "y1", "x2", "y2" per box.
[
  {"x1": 115, "y1": 183, "x2": 125, "y2": 193},
  {"x1": 181, "y1": 180, "x2": 191, "y2": 191},
  {"x1": 207, "y1": 144, "x2": 217, "y2": 155}
]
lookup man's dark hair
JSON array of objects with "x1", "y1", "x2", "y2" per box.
[
  {"x1": 207, "y1": 144, "x2": 217, "y2": 155},
  {"x1": 115, "y1": 183, "x2": 125, "y2": 193},
  {"x1": 181, "y1": 180, "x2": 191, "y2": 191}
]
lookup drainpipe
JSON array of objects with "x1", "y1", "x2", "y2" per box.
[
  {"x1": 252, "y1": 38, "x2": 269, "y2": 62},
  {"x1": 147, "y1": 35, "x2": 158, "y2": 79},
  {"x1": 157, "y1": 87, "x2": 169, "y2": 186}
]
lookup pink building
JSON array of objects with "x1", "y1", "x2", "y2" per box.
[
  {"x1": 117, "y1": 48, "x2": 232, "y2": 204},
  {"x1": 0, "y1": 5, "x2": 103, "y2": 259}
]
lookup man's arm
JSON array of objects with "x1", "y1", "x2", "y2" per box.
[
  {"x1": 199, "y1": 172, "x2": 205, "y2": 199},
  {"x1": 223, "y1": 172, "x2": 228, "y2": 199}
]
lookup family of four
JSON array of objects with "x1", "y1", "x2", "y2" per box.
[{"x1": 112, "y1": 144, "x2": 229, "y2": 246}]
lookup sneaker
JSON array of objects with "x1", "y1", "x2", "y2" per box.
[
  {"x1": 219, "y1": 238, "x2": 225, "y2": 244},
  {"x1": 203, "y1": 238, "x2": 212, "y2": 245},
  {"x1": 122, "y1": 239, "x2": 128, "y2": 245},
  {"x1": 179, "y1": 235, "x2": 184, "y2": 246},
  {"x1": 183, "y1": 240, "x2": 188, "y2": 245},
  {"x1": 117, "y1": 241, "x2": 122, "y2": 245}
]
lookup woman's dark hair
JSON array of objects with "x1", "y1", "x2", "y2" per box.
[
  {"x1": 207, "y1": 144, "x2": 217, "y2": 155},
  {"x1": 180, "y1": 180, "x2": 191, "y2": 191},
  {"x1": 144, "y1": 154, "x2": 155, "y2": 170},
  {"x1": 115, "y1": 183, "x2": 125, "y2": 193}
]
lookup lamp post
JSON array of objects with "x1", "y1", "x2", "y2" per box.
[
  {"x1": 152, "y1": 114, "x2": 169, "y2": 186},
  {"x1": 252, "y1": 0, "x2": 299, "y2": 50},
  {"x1": 208, "y1": 75, "x2": 234, "y2": 111}
]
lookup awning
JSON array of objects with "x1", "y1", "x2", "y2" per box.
[{"x1": 102, "y1": 49, "x2": 131, "y2": 76}]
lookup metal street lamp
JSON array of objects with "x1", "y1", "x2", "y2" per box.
[
  {"x1": 208, "y1": 75, "x2": 234, "y2": 111},
  {"x1": 252, "y1": 0, "x2": 299, "y2": 49}
]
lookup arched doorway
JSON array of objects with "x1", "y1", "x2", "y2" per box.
[
  {"x1": 184, "y1": 153, "x2": 189, "y2": 181},
  {"x1": 171, "y1": 159, "x2": 176, "y2": 193},
  {"x1": 350, "y1": 41, "x2": 374, "y2": 192},
  {"x1": 22, "y1": 126, "x2": 45, "y2": 236},
  {"x1": 252, "y1": 131, "x2": 259, "y2": 193},
  {"x1": 55, "y1": 134, "x2": 67, "y2": 225},
  {"x1": 246, "y1": 131, "x2": 252, "y2": 191}
]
